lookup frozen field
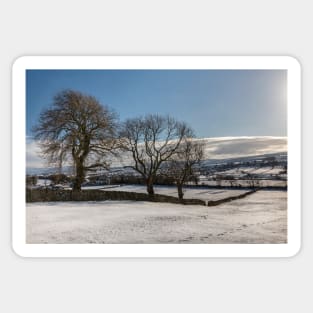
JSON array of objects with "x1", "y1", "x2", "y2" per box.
[{"x1": 27, "y1": 190, "x2": 287, "y2": 244}]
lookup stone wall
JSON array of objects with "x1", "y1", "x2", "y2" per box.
[
  {"x1": 26, "y1": 188, "x2": 206, "y2": 206},
  {"x1": 26, "y1": 188, "x2": 257, "y2": 207},
  {"x1": 206, "y1": 189, "x2": 257, "y2": 206}
]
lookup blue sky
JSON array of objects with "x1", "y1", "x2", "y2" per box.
[{"x1": 26, "y1": 69, "x2": 287, "y2": 138}]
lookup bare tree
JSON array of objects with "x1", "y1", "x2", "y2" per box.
[
  {"x1": 119, "y1": 114, "x2": 192, "y2": 196},
  {"x1": 226, "y1": 175, "x2": 237, "y2": 188},
  {"x1": 162, "y1": 138, "x2": 204, "y2": 200},
  {"x1": 33, "y1": 90, "x2": 118, "y2": 191},
  {"x1": 245, "y1": 173, "x2": 260, "y2": 190}
]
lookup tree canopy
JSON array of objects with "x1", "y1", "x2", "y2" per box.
[
  {"x1": 33, "y1": 90, "x2": 118, "y2": 191},
  {"x1": 162, "y1": 138, "x2": 204, "y2": 200},
  {"x1": 119, "y1": 114, "x2": 192, "y2": 195}
]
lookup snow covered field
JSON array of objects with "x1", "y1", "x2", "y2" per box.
[{"x1": 27, "y1": 190, "x2": 287, "y2": 244}]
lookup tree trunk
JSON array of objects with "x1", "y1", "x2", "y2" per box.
[
  {"x1": 73, "y1": 161, "x2": 85, "y2": 191},
  {"x1": 177, "y1": 183, "x2": 184, "y2": 201},
  {"x1": 146, "y1": 177, "x2": 155, "y2": 196}
]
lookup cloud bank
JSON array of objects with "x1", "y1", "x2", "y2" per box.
[
  {"x1": 200, "y1": 136, "x2": 287, "y2": 160},
  {"x1": 26, "y1": 137, "x2": 45, "y2": 168}
]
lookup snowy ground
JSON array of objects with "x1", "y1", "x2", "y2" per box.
[
  {"x1": 27, "y1": 190, "x2": 287, "y2": 244},
  {"x1": 219, "y1": 166, "x2": 284, "y2": 175}
]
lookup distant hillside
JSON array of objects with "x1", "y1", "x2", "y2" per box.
[{"x1": 26, "y1": 136, "x2": 287, "y2": 175}]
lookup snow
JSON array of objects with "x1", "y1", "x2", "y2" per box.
[
  {"x1": 219, "y1": 166, "x2": 284, "y2": 175},
  {"x1": 27, "y1": 190, "x2": 287, "y2": 244},
  {"x1": 37, "y1": 179, "x2": 52, "y2": 186}
]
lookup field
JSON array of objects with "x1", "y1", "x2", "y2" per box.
[{"x1": 27, "y1": 190, "x2": 287, "y2": 244}]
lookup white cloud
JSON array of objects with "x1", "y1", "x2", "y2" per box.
[
  {"x1": 26, "y1": 137, "x2": 46, "y2": 168},
  {"x1": 199, "y1": 136, "x2": 287, "y2": 159}
]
